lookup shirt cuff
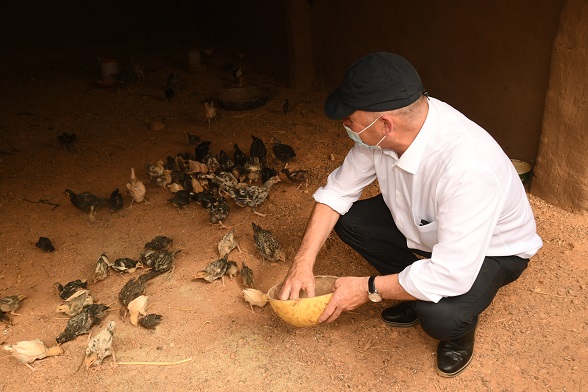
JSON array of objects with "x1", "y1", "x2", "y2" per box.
[
  {"x1": 398, "y1": 265, "x2": 443, "y2": 303},
  {"x1": 313, "y1": 187, "x2": 353, "y2": 215}
]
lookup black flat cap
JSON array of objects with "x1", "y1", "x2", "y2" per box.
[{"x1": 324, "y1": 52, "x2": 424, "y2": 120}]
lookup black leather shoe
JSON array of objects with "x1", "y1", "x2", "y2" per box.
[
  {"x1": 436, "y1": 327, "x2": 476, "y2": 377},
  {"x1": 381, "y1": 301, "x2": 419, "y2": 327}
]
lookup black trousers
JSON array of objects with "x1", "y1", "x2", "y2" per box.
[{"x1": 334, "y1": 195, "x2": 529, "y2": 341}]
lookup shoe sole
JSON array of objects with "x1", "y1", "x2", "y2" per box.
[
  {"x1": 435, "y1": 351, "x2": 474, "y2": 378},
  {"x1": 381, "y1": 317, "x2": 420, "y2": 328}
]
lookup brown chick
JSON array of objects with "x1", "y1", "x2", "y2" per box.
[
  {"x1": 56, "y1": 304, "x2": 110, "y2": 344},
  {"x1": 138, "y1": 314, "x2": 163, "y2": 329},
  {"x1": 126, "y1": 167, "x2": 146, "y2": 205},
  {"x1": 226, "y1": 175, "x2": 280, "y2": 209},
  {"x1": 204, "y1": 100, "x2": 217, "y2": 127},
  {"x1": 225, "y1": 260, "x2": 239, "y2": 279},
  {"x1": 84, "y1": 321, "x2": 116, "y2": 370},
  {"x1": 241, "y1": 261, "x2": 254, "y2": 288},
  {"x1": 0, "y1": 294, "x2": 26, "y2": 315},
  {"x1": 3, "y1": 339, "x2": 64, "y2": 371},
  {"x1": 127, "y1": 295, "x2": 148, "y2": 326},
  {"x1": 55, "y1": 289, "x2": 93, "y2": 316},
  {"x1": 193, "y1": 255, "x2": 229, "y2": 284},
  {"x1": 93, "y1": 253, "x2": 111, "y2": 283},
  {"x1": 0, "y1": 311, "x2": 12, "y2": 325},
  {"x1": 217, "y1": 228, "x2": 239, "y2": 258},
  {"x1": 252, "y1": 222, "x2": 286, "y2": 264},
  {"x1": 118, "y1": 270, "x2": 161, "y2": 319},
  {"x1": 144, "y1": 235, "x2": 173, "y2": 251}
]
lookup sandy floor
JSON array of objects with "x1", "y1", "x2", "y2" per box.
[{"x1": 0, "y1": 42, "x2": 586, "y2": 391}]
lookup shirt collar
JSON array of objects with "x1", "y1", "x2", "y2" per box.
[{"x1": 393, "y1": 98, "x2": 438, "y2": 174}]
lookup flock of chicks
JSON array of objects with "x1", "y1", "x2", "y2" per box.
[{"x1": 2, "y1": 222, "x2": 287, "y2": 370}]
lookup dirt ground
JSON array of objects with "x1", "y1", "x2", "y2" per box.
[{"x1": 0, "y1": 42, "x2": 586, "y2": 392}]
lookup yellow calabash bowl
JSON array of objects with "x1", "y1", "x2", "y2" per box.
[{"x1": 267, "y1": 275, "x2": 337, "y2": 328}]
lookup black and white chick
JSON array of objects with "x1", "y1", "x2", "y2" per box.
[
  {"x1": 55, "y1": 279, "x2": 88, "y2": 300},
  {"x1": 112, "y1": 258, "x2": 142, "y2": 274},
  {"x1": 93, "y1": 253, "x2": 112, "y2": 283}
]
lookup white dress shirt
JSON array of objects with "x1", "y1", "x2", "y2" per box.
[{"x1": 314, "y1": 97, "x2": 543, "y2": 302}]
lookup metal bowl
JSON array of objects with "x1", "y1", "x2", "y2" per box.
[{"x1": 217, "y1": 86, "x2": 269, "y2": 111}]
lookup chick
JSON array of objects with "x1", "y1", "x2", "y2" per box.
[
  {"x1": 241, "y1": 261, "x2": 254, "y2": 288},
  {"x1": 261, "y1": 166, "x2": 279, "y2": 184},
  {"x1": 226, "y1": 261, "x2": 239, "y2": 279},
  {"x1": 84, "y1": 321, "x2": 116, "y2": 369},
  {"x1": 272, "y1": 139, "x2": 296, "y2": 166},
  {"x1": 165, "y1": 72, "x2": 179, "y2": 101},
  {"x1": 112, "y1": 258, "x2": 142, "y2": 274},
  {"x1": 204, "y1": 101, "x2": 217, "y2": 127},
  {"x1": 209, "y1": 194, "x2": 230, "y2": 225},
  {"x1": 168, "y1": 190, "x2": 191, "y2": 209},
  {"x1": 195, "y1": 141, "x2": 212, "y2": 163},
  {"x1": 144, "y1": 235, "x2": 173, "y2": 251},
  {"x1": 150, "y1": 249, "x2": 181, "y2": 274},
  {"x1": 138, "y1": 314, "x2": 163, "y2": 329},
  {"x1": 0, "y1": 294, "x2": 26, "y2": 315},
  {"x1": 3, "y1": 339, "x2": 64, "y2": 371},
  {"x1": 226, "y1": 175, "x2": 280, "y2": 209},
  {"x1": 218, "y1": 150, "x2": 234, "y2": 172},
  {"x1": 244, "y1": 156, "x2": 262, "y2": 183},
  {"x1": 0, "y1": 311, "x2": 12, "y2": 325},
  {"x1": 55, "y1": 279, "x2": 87, "y2": 300},
  {"x1": 126, "y1": 168, "x2": 146, "y2": 205},
  {"x1": 250, "y1": 135, "x2": 267, "y2": 163},
  {"x1": 93, "y1": 253, "x2": 111, "y2": 283},
  {"x1": 146, "y1": 161, "x2": 165, "y2": 180},
  {"x1": 233, "y1": 143, "x2": 247, "y2": 167},
  {"x1": 58, "y1": 132, "x2": 77, "y2": 149},
  {"x1": 281, "y1": 168, "x2": 309, "y2": 183},
  {"x1": 55, "y1": 289, "x2": 93, "y2": 316},
  {"x1": 155, "y1": 170, "x2": 172, "y2": 189},
  {"x1": 252, "y1": 222, "x2": 286, "y2": 264},
  {"x1": 217, "y1": 229, "x2": 239, "y2": 258},
  {"x1": 242, "y1": 289, "x2": 269, "y2": 312},
  {"x1": 63, "y1": 189, "x2": 108, "y2": 221},
  {"x1": 109, "y1": 188, "x2": 124, "y2": 213},
  {"x1": 35, "y1": 236, "x2": 55, "y2": 252},
  {"x1": 193, "y1": 255, "x2": 229, "y2": 284},
  {"x1": 282, "y1": 99, "x2": 290, "y2": 115},
  {"x1": 127, "y1": 295, "x2": 148, "y2": 326},
  {"x1": 118, "y1": 270, "x2": 161, "y2": 319},
  {"x1": 56, "y1": 304, "x2": 110, "y2": 344}
]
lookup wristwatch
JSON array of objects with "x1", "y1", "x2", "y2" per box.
[{"x1": 368, "y1": 276, "x2": 382, "y2": 302}]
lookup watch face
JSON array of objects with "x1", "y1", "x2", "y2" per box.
[{"x1": 368, "y1": 292, "x2": 382, "y2": 303}]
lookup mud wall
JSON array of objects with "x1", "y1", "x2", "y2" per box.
[{"x1": 532, "y1": 0, "x2": 588, "y2": 212}]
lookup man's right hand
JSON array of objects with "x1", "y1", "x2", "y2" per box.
[{"x1": 278, "y1": 262, "x2": 316, "y2": 300}]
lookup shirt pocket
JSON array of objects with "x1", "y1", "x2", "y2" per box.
[{"x1": 416, "y1": 220, "x2": 438, "y2": 248}]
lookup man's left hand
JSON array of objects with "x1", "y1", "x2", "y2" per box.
[{"x1": 318, "y1": 276, "x2": 369, "y2": 323}]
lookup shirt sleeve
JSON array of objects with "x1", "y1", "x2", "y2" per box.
[
  {"x1": 313, "y1": 146, "x2": 378, "y2": 215},
  {"x1": 398, "y1": 158, "x2": 508, "y2": 302}
]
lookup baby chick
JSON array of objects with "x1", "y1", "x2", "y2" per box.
[
  {"x1": 118, "y1": 270, "x2": 161, "y2": 319},
  {"x1": 204, "y1": 101, "x2": 217, "y2": 127},
  {"x1": 252, "y1": 222, "x2": 286, "y2": 264},
  {"x1": 272, "y1": 138, "x2": 296, "y2": 167},
  {"x1": 35, "y1": 236, "x2": 55, "y2": 252},
  {"x1": 84, "y1": 321, "x2": 116, "y2": 370},
  {"x1": 169, "y1": 189, "x2": 191, "y2": 209},
  {"x1": 63, "y1": 189, "x2": 109, "y2": 221},
  {"x1": 233, "y1": 143, "x2": 247, "y2": 168},
  {"x1": 112, "y1": 258, "x2": 142, "y2": 274},
  {"x1": 138, "y1": 314, "x2": 163, "y2": 330},
  {"x1": 146, "y1": 160, "x2": 165, "y2": 180},
  {"x1": 55, "y1": 279, "x2": 88, "y2": 300},
  {"x1": 56, "y1": 304, "x2": 109, "y2": 344},
  {"x1": 282, "y1": 99, "x2": 290, "y2": 115},
  {"x1": 244, "y1": 156, "x2": 262, "y2": 183},
  {"x1": 250, "y1": 135, "x2": 267, "y2": 163},
  {"x1": 226, "y1": 260, "x2": 239, "y2": 279},
  {"x1": 209, "y1": 194, "x2": 230, "y2": 225},
  {"x1": 218, "y1": 229, "x2": 239, "y2": 258},
  {"x1": 3, "y1": 339, "x2": 64, "y2": 371},
  {"x1": 1, "y1": 311, "x2": 13, "y2": 325},
  {"x1": 58, "y1": 132, "x2": 77, "y2": 149},
  {"x1": 109, "y1": 188, "x2": 124, "y2": 213},
  {"x1": 145, "y1": 235, "x2": 173, "y2": 251},
  {"x1": 0, "y1": 294, "x2": 26, "y2": 315},
  {"x1": 127, "y1": 295, "x2": 148, "y2": 326},
  {"x1": 93, "y1": 253, "x2": 111, "y2": 283},
  {"x1": 193, "y1": 255, "x2": 229, "y2": 284},
  {"x1": 281, "y1": 168, "x2": 309, "y2": 183},
  {"x1": 55, "y1": 289, "x2": 93, "y2": 316},
  {"x1": 241, "y1": 261, "x2": 254, "y2": 288},
  {"x1": 150, "y1": 249, "x2": 181, "y2": 274},
  {"x1": 195, "y1": 141, "x2": 212, "y2": 163},
  {"x1": 226, "y1": 175, "x2": 281, "y2": 209},
  {"x1": 242, "y1": 289, "x2": 269, "y2": 312},
  {"x1": 126, "y1": 167, "x2": 146, "y2": 205}
]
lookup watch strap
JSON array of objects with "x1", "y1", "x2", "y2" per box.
[{"x1": 368, "y1": 276, "x2": 377, "y2": 294}]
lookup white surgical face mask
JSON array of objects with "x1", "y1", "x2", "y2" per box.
[{"x1": 344, "y1": 115, "x2": 386, "y2": 150}]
